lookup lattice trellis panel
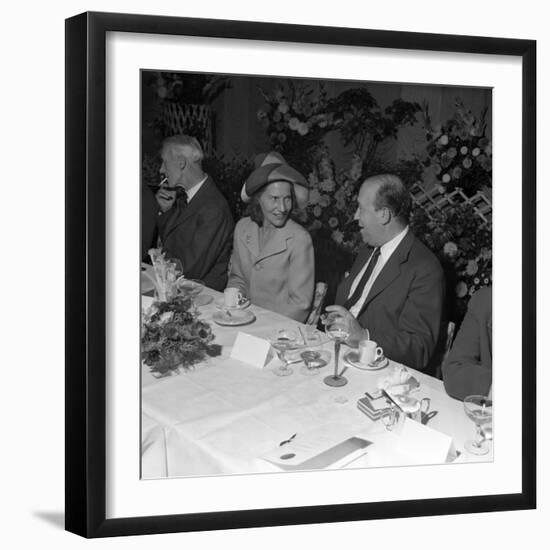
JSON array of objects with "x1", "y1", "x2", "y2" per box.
[
  {"x1": 410, "y1": 182, "x2": 492, "y2": 225},
  {"x1": 162, "y1": 103, "x2": 213, "y2": 156}
]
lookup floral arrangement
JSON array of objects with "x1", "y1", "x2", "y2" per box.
[
  {"x1": 305, "y1": 152, "x2": 363, "y2": 253},
  {"x1": 421, "y1": 98, "x2": 492, "y2": 196},
  {"x1": 257, "y1": 81, "x2": 335, "y2": 175},
  {"x1": 410, "y1": 204, "x2": 492, "y2": 320},
  {"x1": 141, "y1": 295, "x2": 222, "y2": 377}
]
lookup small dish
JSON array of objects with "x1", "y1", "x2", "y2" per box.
[
  {"x1": 212, "y1": 309, "x2": 256, "y2": 326},
  {"x1": 215, "y1": 298, "x2": 251, "y2": 310},
  {"x1": 343, "y1": 350, "x2": 389, "y2": 371}
]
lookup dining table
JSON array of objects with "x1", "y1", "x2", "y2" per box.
[{"x1": 140, "y1": 281, "x2": 493, "y2": 479}]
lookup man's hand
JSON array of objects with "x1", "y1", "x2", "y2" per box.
[
  {"x1": 324, "y1": 305, "x2": 369, "y2": 344},
  {"x1": 156, "y1": 188, "x2": 176, "y2": 212}
]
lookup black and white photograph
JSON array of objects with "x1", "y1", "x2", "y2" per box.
[{"x1": 139, "y1": 70, "x2": 494, "y2": 479}]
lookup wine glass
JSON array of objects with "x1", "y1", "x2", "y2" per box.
[
  {"x1": 270, "y1": 328, "x2": 300, "y2": 377},
  {"x1": 463, "y1": 395, "x2": 493, "y2": 455},
  {"x1": 322, "y1": 314, "x2": 350, "y2": 387},
  {"x1": 177, "y1": 278, "x2": 204, "y2": 311}
]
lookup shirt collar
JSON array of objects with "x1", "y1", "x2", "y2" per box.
[
  {"x1": 186, "y1": 175, "x2": 208, "y2": 202},
  {"x1": 379, "y1": 225, "x2": 409, "y2": 263}
]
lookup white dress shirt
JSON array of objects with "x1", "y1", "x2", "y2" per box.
[
  {"x1": 185, "y1": 175, "x2": 208, "y2": 203},
  {"x1": 349, "y1": 226, "x2": 409, "y2": 318}
]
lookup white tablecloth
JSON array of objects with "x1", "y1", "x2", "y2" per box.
[{"x1": 141, "y1": 288, "x2": 492, "y2": 478}]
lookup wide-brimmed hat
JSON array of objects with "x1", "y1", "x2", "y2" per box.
[{"x1": 240, "y1": 152, "x2": 309, "y2": 209}]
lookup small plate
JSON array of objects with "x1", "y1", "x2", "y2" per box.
[
  {"x1": 213, "y1": 309, "x2": 256, "y2": 326},
  {"x1": 344, "y1": 350, "x2": 389, "y2": 371},
  {"x1": 194, "y1": 294, "x2": 213, "y2": 307},
  {"x1": 215, "y1": 298, "x2": 251, "y2": 310}
]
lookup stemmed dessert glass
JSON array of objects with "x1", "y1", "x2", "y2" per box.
[
  {"x1": 321, "y1": 313, "x2": 350, "y2": 387},
  {"x1": 463, "y1": 395, "x2": 493, "y2": 455},
  {"x1": 176, "y1": 278, "x2": 204, "y2": 311},
  {"x1": 270, "y1": 328, "x2": 300, "y2": 377}
]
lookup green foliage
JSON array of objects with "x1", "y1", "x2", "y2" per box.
[{"x1": 327, "y1": 88, "x2": 421, "y2": 164}]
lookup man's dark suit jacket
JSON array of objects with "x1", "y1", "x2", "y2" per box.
[
  {"x1": 142, "y1": 184, "x2": 159, "y2": 262},
  {"x1": 335, "y1": 230, "x2": 445, "y2": 370},
  {"x1": 157, "y1": 176, "x2": 234, "y2": 291},
  {"x1": 442, "y1": 286, "x2": 492, "y2": 400}
]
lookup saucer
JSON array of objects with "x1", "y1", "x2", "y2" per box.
[
  {"x1": 215, "y1": 298, "x2": 251, "y2": 310},
  {"x1": 343, "y1": 350, "x2": 389, "y2": 371},
  {"x1": 212, "y1": 309, "x2": 256, "y2": 326}
]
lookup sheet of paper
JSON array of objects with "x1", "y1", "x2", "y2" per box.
[
  {"x1": 230, "y1": 331, "x2": 272, "y2": 368},
  {"x1": 261, "y1": 424, "x2": 373, "y2": 470}
]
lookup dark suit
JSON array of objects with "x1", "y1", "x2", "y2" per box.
[
  {"x1": 442, "y1": 286, "x2": 492, "y2": 400},
  {"x1": 141, "y1": 184, "x2": 159, "y2": 262},
  {"x1": 157, "y1": 176, "x2": 234, "y2": 291},
  {"x1": 335, "y1": 230, "x2": 444, "y2": 370}
]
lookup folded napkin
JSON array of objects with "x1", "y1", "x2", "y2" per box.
[{"x1": 377, "y1": 365, "x2": 420, "y2": 396}]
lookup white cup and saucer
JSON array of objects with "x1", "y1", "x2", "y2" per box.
[
  {"x1": 344, "y1": 339, "x2": 389, "y2": 371},
  {"x1": 215, "y1": 287, "x2": 251, "y2": 310}
]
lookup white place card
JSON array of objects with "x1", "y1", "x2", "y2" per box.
[
  {"x1": 394, "y1": 417, "x2": 453, "y2": 464},
  {"x1": 230, "y1": 332, "x2": 272, "y2": 369}
]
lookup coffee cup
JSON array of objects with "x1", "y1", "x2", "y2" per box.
[
  {"x1": 224, "y1": 287, "x2": 245, "y2": 308},
  {"x1": 358, "y1": 339, "x2": 383, "y2": 365}
]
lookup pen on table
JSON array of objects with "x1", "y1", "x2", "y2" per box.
[{"x1": 279, "y1": 433, "x2": 297, "y2": 446}]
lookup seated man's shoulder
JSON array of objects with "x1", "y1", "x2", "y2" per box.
[
  {"x1": 411, "y1": 234, "x2": 443, "y2": 274},
  {"x1": 469, "y1": 286, "x2": 492, "y2": 311}
]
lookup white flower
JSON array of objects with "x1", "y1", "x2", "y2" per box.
[
  {"x1": 313, "y1": 205, "x2": 322, "y2": 218},
  {"x1": 319, "y1": 194, "x2": 330, "y2": 208},
  {"x1": 443, "y1": 241, "x2": 458, "y2": 257},
  {"x1": 439, "y1": 134, "x2": 449, "y2": 145},
  {"x1": 442, "y1": 173, "x2": 451, "y2": 183},
  {"x1": 335, "y1": 199, "x2": 346, "y2": 211},
  {"x1": 474, "y1": 277, "x2": 480, "y2": 284},
  {"x1": 460, "y1": 146, "x2": 468, "y2": 154},
  {"x1": 463, "y1": 157, "x2": 473, "y2": 169},
  {"x1": 297, "y1": 122, "x2": 309, "y2": 136},
  {"x1": 288, "y1": 117, "x2": 300, "y2": 130},
  {"x1": 320, "y1": 179, "x2": 335, "y2": 193},
  {"x1": 309, "y1": 189, "x2": 321, "y2": 205},
  {"x1": 329, "y1": 217, "x2": 339, "y2": 228},
  {"x1": 472, "y1": 147, "x2": 481, "y2": 157},
  {"x1": 308, "y1": 172, "x2": 319, "y2": 186},
  {"x1": 456, "y1": 281, "x2": 468, "y2": 298},
  {"x1": 278, "y1": 102, "x2": 289, "y2": 114},
  {"x1": 159, "y1": 311, "x2": 174, "y2": 324},
  {"x1": 466, "y1": 260, "x2": 479, "y2": 275},
  {"x1": 331, "y1": 230, "x2": 344, "y2": 244}
]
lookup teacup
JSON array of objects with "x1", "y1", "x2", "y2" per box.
[
  {"x1": 224, "y1": 287, "x2": 245, "y2": 308},
  {"x1": 358, "y1": 339, "x2": 383, "y2": 365}
]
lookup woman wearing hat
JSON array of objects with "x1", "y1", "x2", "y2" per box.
[{"x1": 226, "y1": 152, "x2": 315, "y2": 322}]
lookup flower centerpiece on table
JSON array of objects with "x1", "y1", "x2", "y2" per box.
[
  {"x1": 141, "y1": 248, "x2": 221, "y2": 377},
  {"x1": 421, "y1": 98, "x2": 492, "y2": 197}
]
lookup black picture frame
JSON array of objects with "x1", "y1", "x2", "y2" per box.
[{"x1": 65, "y1": 11, "x2": 536, "y2": 538}]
